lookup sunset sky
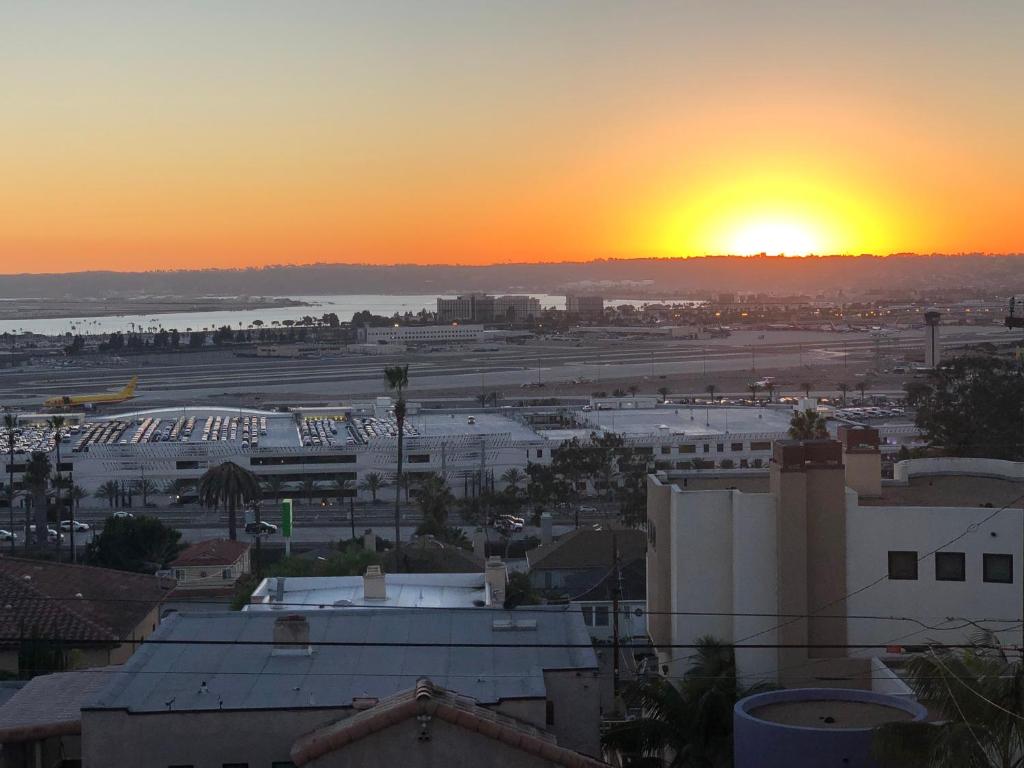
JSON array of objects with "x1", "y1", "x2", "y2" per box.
[{"x1": 2, "y1": 1, "x2": 1023, "y2": 274}]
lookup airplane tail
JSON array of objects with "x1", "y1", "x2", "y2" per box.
[{"x1": 121, "y1": 376, "x2": 139, "y2": 397}]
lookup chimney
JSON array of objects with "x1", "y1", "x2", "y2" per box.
[
  {"x1": 837, "y1": 426, "x2": 882, "y2": 498},
  {"x1": 363, "y1": 565, "x2": 386, "y2": 600},
  {"x1": 540, "y1": 512, "x2": 553, "y2": 545},
  {"x1": 485, "y1": 556, "x2": 507, "y2": 606},
  {"x1": 272, "y1": 614, "x2": 311, "y2": 656},
  {"x1": 363, "y1": 528, "x2": 376, "y2": 553},
  {"x1": 273, "y1": 577, "x2": 285, "y2": 607}
]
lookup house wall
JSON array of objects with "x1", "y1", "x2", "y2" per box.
[
  {"x1": 173, "y1": 552, "x2": 249, "y2": 589},
  {"x1": 304, "y1": 717, "x2": 568, "y2": 768},
  {"x1": 846, "y1": 499, "x2": 1023, "y2": 651},
  {"x1": 543, "y1": 669, "x2": 603, "y2": 757},
  {"x1": 645, "y1": 476, "x2": 673, "y2": 653},
  {"x1": 730, "y1": 492, "x2": 778, "y2": 682}
]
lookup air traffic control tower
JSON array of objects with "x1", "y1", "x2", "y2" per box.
[{"x1": 924, "y1": 309, "x2": 941, "y2": 368}]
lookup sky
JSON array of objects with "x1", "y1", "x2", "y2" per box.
[{"x1": 2, "y1": 0, "x2": 1023, "y2": 274}]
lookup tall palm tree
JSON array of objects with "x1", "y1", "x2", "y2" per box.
[
  {"x1": 748, "y1": 382, "x2": 760, "y2": 404},
  {"x1": 657, "y1": 386, "x2": 669, "y2": 403},
  {"x1": 48, "y1": 416, "x2": 67, "y2": 555},
  {"x1": 413, "y1": 474, "x2": 455, "y2": 535},
  {"x1": 3, "y1": 412, "x2": 17, "y2": 553},
  {"x1": 628, "y1": 384, "x2": 640, "y2": 397},
  {"x1": 837, "y1": 381, "x2": 850, "y2": 407},
  {"x1": 856, "y1": 379, "x2": 870, "y2": 403},
  {"x1": 70, "y1": 484, "x2": 87, "y2": 514},
  {"x1": 197, "y1": 461, "x2": 261, "y2": 541},
  {"x1": 23, "y1": 452, "x2": 51, "y2": 550},
  {"x1": 873, "y1": 634, "x2": 1024, "y2": 768},
  {"x1": 705, "y1": 383, "x2": 717, "y2": 403},
  {"x1": 94, "y1": 480, "x2": 120, "y2": 509},
  {"x1": 602, "y1": 636, "x2": 772, "y2": 768},
  {"x1": 334, "y1": 477, "x2": 357, "y2": 540},
  {"x1": 358, "y1": 472, "x2": 386, "y2": 503},
  {"x1": 788, "y1": 408, "x2": 829, "y2": 440},
  {"x1": 800, "y1": 381, "x2": 812, "y2": 399},
  {"x1": 384, "y1": 364, "x2": 409, "y2": 566}
]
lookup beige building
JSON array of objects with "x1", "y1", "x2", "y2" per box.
[
  {"x1": 0, "y1": 557, "x2": 170, "y2": 674},
  {"x1": 647, "y1": 428, "x2": 1022, "y2": 686}
]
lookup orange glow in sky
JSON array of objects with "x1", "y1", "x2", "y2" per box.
[{"x1": 1, "y1": 2, "x2": 1023, "y2": 274}]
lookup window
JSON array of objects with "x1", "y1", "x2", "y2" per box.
[
  {"x1": 678, "y1": 444, "x2": 695, "y2": 454},
  {"x1": 536, "y1": 449, "x2": 543, "y2": 459},
  {"x1": 595, "y1": 606, "x2": 609, "y2": 626},
  {"x1": 661, "y1": 446, "x2": 671, "y2": 455},
  {"x1": 408, "y1": 454, "x2": 430, "y2": 463},
  {"x1": 888, "y1": 551, "x2": 918, "y2": 580},
  {"x1": 716, "y1": 443, "x2": 724, "y2": 453},
  {"x1": 581, "y1": 606, "x2": 594, "y2": 626},
  {"x1": 935, "y1": 552, "x2": 965, "y2": 582},
  {"x1": 984, "y1": 554, "x2": 1013, "y2": 584},
  {"x1": 730, "y1": 442, "x2": 743, "y2": 452},
  {"x1": 750, "y1": 441, "x2": 771, "y2": 451},
  {"x1": 702, "y1": 443, "x2": 710, "y2": 453},
  {"x1": 174, "y1": 570, "x2": 184, "y2": 580},
  {"x1": 544, "y1": 572, "x2": 552, "y2": 589},
  {"x1": 222, "y1": 568, "x2": 232, "y2": 580}
]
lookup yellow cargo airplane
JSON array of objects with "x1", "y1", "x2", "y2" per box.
[{"x1": 44, "y1": 376, "x2": 138, "y2": 410}]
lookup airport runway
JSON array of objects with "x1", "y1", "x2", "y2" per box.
[{"x1": 0, "y1": 326, "x2": 1015, "y2": 408}]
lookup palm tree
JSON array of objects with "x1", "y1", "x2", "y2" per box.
[
  {"x1": 765, "y1": 382, "x2": 776, "y2": 403},
  {"x1": 265, "y1": 476, "x2": 285, "y2": 505},
  {"x1": 748, "y1": 382, "x2": 760, "y2": 404},
  {"x1": 359, "y1": 472, "x2": 386, "y2": 503},
  {"x1": 705, "y1": 383, "x2": 717, "y2": 403},
  {"x1": 302, "y1": 477, "x2": 317, "y2": 508},
  {"x1": 788, "y1": 408, "x2": 828, "y2": 439},
  {"x1": 602, "y1": 636, "x2": 771, "y2": 767},
  {"x1": 628, "y1": 384, "x2": 640, "y2": 397},
  {"x1": 657, "y1": 386, "x2": 669, "y2": 403},
  {"x1": 48, "y1": 415, "x2": 67, "y2": 554},
  {"x1": 4, "y1": 412, "x2": 17, "y2": 553},
  {"x1": 197, "y1": 461, "x2": 261, "y2": 541},
  {"x1": 856, "y1": 379, "x2": 870, "y2": 403},
  {"x1": 133, "y1": 477, "x2": 159, "y2": 507},
  {"x1": 800, "y1": 381, "x2": 812, "y2": 399},
  {"x1": 70, "y1": 484, "x2": 87, "y2": 514},
  {"x1": 94, "y1": 480, "x2": 120, "y2": 510},
  {"x1": 873, "y1": 634, "x2": 1024, "y2": 768},
  {"x1": 384, "y1": 364, "x2": 409, "y2": 566},
  {"x1": 414, "y1": 474, "x2": 455, "y2": 535},
  {"x1": 837, "y1": 382, "x2": 850, "y2": 407},
  {"x1": 23, "y1": 452, "x2": 51, "y2": 550},
  {"x1": 501, "y1": 467, "x2": 525, "y2": 494},
  {"x1": 334, "y1": 477, "x2": 357, "y2": 540}
]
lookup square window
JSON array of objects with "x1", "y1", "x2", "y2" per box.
[
  {"x1": 888, "y1": 551, "x2": 918, "y2": 580},
  {"x1": 716, "y1": 443, "x2": 724, "y2": 453},
  {"x1": 935, "y1": 552, "x2": 965, "y2": 581},
  {"x1": 984, "y1": 554, "x2": 1013, "y2": 584},
  {"x1": 595, "y1": 606, "x2": 609, "y2": 626},
  {"x1": 661, "y1": 446, "x2": 671, "y2": 455},
  {"x1": 731, "y1": 442, "x2": 744, "y2": 452},
  {"x1": 702, "y1": 444, "x2": 710, "y2": 453}
]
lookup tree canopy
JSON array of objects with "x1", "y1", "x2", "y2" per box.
[{"x1": 86, "y1": 515, "x2": 183, "y2": 573}]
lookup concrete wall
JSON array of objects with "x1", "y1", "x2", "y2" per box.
[
  {"x1": 846, "y1": 498, "x2": 1023, "y2": 650},
  {"x1": 305, "y1": 716, "x2": 569, "y2": 768},
  {"x1": 543, "y1": 669, "x2": 603, "y2": 757},
  {"x1": 894, "y1": 457, "x2": 1024, "y2": 482},
  {"x1": 645, "y1": 476, "x2": 673, "y2": 652},
  {"x1": 731, "y1": 492, "x2": 778, "y2": 682}
]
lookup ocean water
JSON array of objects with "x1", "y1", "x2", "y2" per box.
[{"x1": 0, "y1": 294, "x2": 703, "y2": 336}]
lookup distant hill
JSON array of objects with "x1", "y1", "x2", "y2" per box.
[{"x1": 3, "y1": 254, "x2": 1023, "y2": 298}]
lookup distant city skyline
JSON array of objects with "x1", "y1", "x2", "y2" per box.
[{"x1": 3, "y1": 1, "x2": 1023, "y2": 273}]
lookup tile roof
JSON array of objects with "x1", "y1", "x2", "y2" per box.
[
  {"x1": 0, "y1": 556, "x2": 172, "y2": 649},
  {"x1": 86, "y1": 607, "x2": 598, "y2": 713},
  {"x1": 291, "y1": 677, "x2": 606, "y2": 768},
  {"x1": 0, "y1": 668, "x2": 115, "y2": 742},
  {"x1": 171, "y1": 539, "x2": 249, "y2": 567},
  {"x1": 527, "y1": 528, "x2": 646, "y2": 571}
]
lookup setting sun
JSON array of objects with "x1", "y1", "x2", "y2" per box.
[{"x1": 728, "y1": 218, "x2": 822, "y2": 256}]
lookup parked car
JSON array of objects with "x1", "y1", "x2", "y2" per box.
[
  {"x1": 60, "y1": 520, "x2": 91, "y2": 532},
  {"x1": 578, "y1": 505, "x2": 599, "y2": 514},
  {"x1": 0, "y1": 530, "x2": 16, "y2": 542},
  {"x1": 111, "y1": 511, "x2": 134, "y2": 519},
  {"x1": 245, "y1": 520, "x2": 278, "y2": 535},
  {"x1": 28, "y1": 525, "x2": 63, "y2": 543}
]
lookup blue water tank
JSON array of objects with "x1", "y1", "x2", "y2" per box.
[{"x1": 734, "y1": 688, "x2": 927, "y2": 768}]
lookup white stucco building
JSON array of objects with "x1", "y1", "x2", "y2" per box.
[{"x1": 647, "y1": 427, "x2": 1023, "y2": 686}]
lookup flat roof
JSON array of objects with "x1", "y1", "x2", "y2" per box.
[
  {"x1": 86, "y1": 608, "x2": 597, "y2": 713},
  {"x1": 247, "y1": 573, "x2": 488, "y2": 610},
  {"x1": 579, "y1": 405, "x2": 795, "y2": 438},
  {"x1": 867, "y1": 475, "x2": 1024, "y2": 508},
  {"x1": 750, "y1": 699, "x2": 916, "y2": 729},
  {"x1": 404, "y1": 411, "x2": 542, "y2": 442}
]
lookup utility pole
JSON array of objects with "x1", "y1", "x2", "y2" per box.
[{"x1": 611, "y1": 531, "x2": 622, "y2": 698}]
